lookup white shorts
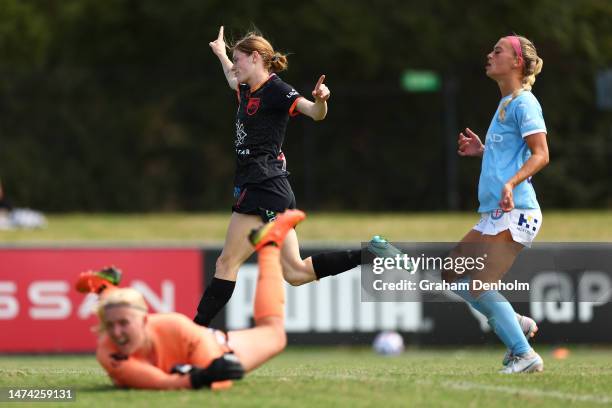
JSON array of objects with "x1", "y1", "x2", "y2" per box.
[{"x1": 473, "y1": 208, "x2": 542, "y2": 247}]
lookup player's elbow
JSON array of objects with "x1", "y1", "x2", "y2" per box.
[
  {"x1": 312, "y1": 112, "x2": 327, "y2": 121},
  {"x1": 538, "y1": 151, "x2": 549, "y2": 168}
]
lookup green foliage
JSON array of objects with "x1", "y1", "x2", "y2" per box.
[{"x1": 0, "y1": 0, "x2": 609, "y2": 211}]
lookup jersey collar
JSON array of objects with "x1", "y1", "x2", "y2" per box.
[{"x1": 249, "y1": 73, "x2": 276, "y2": 94}]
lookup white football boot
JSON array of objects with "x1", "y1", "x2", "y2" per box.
[
  {"x1": 499, "y1": 350, "x2": 544, "y2": 374},
  {"x1": 502, "y1": 314, "x2": 538, "y2": 366}
]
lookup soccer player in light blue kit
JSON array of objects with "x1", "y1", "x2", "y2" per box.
[{"x1": 448, "y1": 35, "x2": 549, "y2": 373}]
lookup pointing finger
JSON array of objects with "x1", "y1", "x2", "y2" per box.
[
  {"x1": 314, "y1": 75, "x2": 326, "y2": 90},
  {"x1": 218, "y1": 26, "x2": 224, "y2": 41}
]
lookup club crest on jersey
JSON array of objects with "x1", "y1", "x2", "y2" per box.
[
  {"x1": 491, "y1": 209, "x2": 504, "y2": 220},
  {"x1": 247, "y1": 98, "x2": 261, "y2": 115}
]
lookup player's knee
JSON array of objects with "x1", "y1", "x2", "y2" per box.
[
  {"x1": 283, "y1": 270, "x2": 309, "y2": 286},
  {"x1": 282, "y1": 261, "x2": 312, "y2": 286}
]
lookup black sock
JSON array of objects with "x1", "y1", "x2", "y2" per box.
[
  {"x1": 312, "y1": 249, "x2": 375, "y2": 280},
  {"x1": 193, "y1": 278, "x2": 236, "y2": 326}
]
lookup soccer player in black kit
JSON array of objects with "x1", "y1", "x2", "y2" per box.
[{"x1": 194, "y1": 27, "x2": 398, "y2": 326}]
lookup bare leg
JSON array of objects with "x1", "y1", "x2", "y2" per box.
[
  {"x1": 280, "y1": 228, "x2": 317, "y2": 286},
  {"x1": 470, "y1": 230, "x2": 524, "y2": 297},
  {"x1": 214, "y1": 212, "x2": 262, "y2": 281},
  {"x1": 194, "y1": 212, "x2": 263, "y2": 325},
  {"x1": 442, "y1": 228, "x2": 485, "y2": 283},
  {"x1": 443, "y1": 228, "x2": 523, "y2": 291}
]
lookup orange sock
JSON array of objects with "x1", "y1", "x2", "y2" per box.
[{"x1": 254, "y1": 245, "x2": 284, "y2": 321}]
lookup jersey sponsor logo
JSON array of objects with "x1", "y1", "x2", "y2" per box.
[
  {"x1": 487, "y1": 133, "x2": 504, "y2": 143},
  {"x1": 491, "y1": 209, "x2": 504, "y2": 220},
  {"x1": 518, "y1": 213, "x2": 538, "y2": 232},
  {"x1": 235, "y1": 119, "x2": 247, "y2": 146},
  {"x1": 246, "y1": 98, "x2": 260, "y2": 115},
  {"x1": 286, "y1": 89, "x2": 298, "y2": 98}
]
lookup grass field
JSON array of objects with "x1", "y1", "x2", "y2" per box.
[
  {"x1": 2, "y1": 347, "x2": 612, "y2": 407},
  {"x1": 0, "y1": 210, "x2": 610, "y2": 243},
  {"x1": 2, "y1": 212, "x2": 611, "y2": 407}
]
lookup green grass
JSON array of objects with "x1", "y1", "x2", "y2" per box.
[
  {"x1": 1, "y1": 347, "x2": 612, "y2": 407},
  {"x1": 0, "y1": 210, "x2": 610, "y2": 243}
]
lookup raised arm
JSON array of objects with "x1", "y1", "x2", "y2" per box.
[
  {"x1": 296, "y1": 75, "x2": 330, "y2": 121},
  {"x1": 209, "y1": 26, "x2": 238, "y2": 91}
]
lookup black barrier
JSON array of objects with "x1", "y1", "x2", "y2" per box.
[{"x1": 199, "y1": 243, "x2": 612, "y2": 345}]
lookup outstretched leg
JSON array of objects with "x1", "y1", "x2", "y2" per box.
[
  {"x1": 227, "y1": 210, "x2": 305, "y2": 372},
  {"x1": 280, "y1": 232, "x2": 386, "y2": 286}
]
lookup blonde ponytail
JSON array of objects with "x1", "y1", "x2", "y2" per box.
[{"x1": 498, "y1": 36, "x2": 543, "y2": 121}]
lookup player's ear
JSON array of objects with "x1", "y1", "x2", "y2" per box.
[{"x1": 251, "y1": 51, "x2": 260, "y2": 64}]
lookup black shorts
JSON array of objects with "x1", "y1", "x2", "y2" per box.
[{"x1": 232, "y1": 176, "x2": 297, "y2": 223}]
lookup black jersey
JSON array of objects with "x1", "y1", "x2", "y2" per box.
[{"x1": 233, "y1": 74, "x2": 302, "y2": 187}]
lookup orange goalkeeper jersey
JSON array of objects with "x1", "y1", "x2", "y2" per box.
[{"x1": 96, "y1": 313, "x2": 230, "y2": 389}]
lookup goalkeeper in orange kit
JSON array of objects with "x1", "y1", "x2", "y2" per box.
[{"x1": 76, "y1": 209, "x2": 305, "y2": 390}]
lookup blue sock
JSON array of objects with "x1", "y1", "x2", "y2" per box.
[
  {"x1": 475, "y1": 291, "x2": 531, "y2": 356},
  {"x1": 451, "y1": 276, "x2": 488, "y2": 316}
]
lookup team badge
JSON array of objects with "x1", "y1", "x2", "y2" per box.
[
  {"x1": 491, "y1": 209, "x2": 504, "y2": 220},
  {"x1": 247, "y1": 98, "x2": 261, "y2": 115}
]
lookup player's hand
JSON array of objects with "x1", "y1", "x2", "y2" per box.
[
  {"x1": 458, "y1": 128, "x2": 484, "y2": 157},
  {"x1": 312, "y1": 75, "x2": 330, "y2": 102},
  {"x1": 209, "y1": 26, "x2": 227, "y2": 57},
  {"x1": 499, "y1": 183, "x2": 515, "y2": 212},
  {"x1": 173, "y1": 354, "x2": 245, "y2": 389}
]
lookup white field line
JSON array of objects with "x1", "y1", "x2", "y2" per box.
[{"x1": 439, "y1": 380, "x2": 612, "y2": 405}]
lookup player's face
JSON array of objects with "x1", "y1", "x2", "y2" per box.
[
  {"x1": 103, "y1": 306, "x2": 148, "y2": 355},
  {"x1": 485, "y1": 38, "x2": 520, "y2": 80},
  {"x1": 232, "y1": 50, "x2": 256, "y2": 83}
]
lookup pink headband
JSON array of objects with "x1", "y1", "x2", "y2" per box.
[{"x1": 506, "y1": 36, "x2": 523, "y2": 65}]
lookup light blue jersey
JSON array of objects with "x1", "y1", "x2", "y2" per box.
[{"x1": 478, "y1": 91, "x2": 547, "y2": 213}]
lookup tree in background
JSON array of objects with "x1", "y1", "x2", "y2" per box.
[{"x1": 0, "y1": 0, "x2": 609, "y2": 211}]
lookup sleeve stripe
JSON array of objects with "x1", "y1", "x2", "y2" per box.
[
  {"x1": 289, "y1": 97, "x2": 303, "y2": 117},
  {"x1": 522, "y1": 129, "x2": 547, "y2": 138}
]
